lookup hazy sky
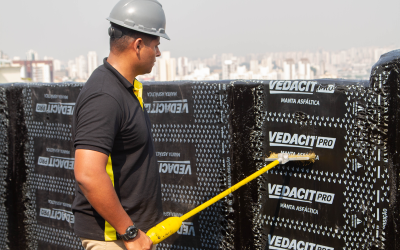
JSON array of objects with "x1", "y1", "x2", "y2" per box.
[{"x1": 1, "y1": 0, "x2": 399, "y2": 61}]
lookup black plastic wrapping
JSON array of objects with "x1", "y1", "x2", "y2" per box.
[
  {"x1": 143, "y1": 81, "x2": 232, "y2": 249},
  {"x1": 0, "y1": 50, "x2": 398, "y2": 250},
  {"x1": 5, "y1": 83, "x2": 84, "y2": 250},
  {"x1": 369, "y1": 50, "x2": 400, "y2": 249},
  {"x1": 0, "y1": 85, "x2": 10, "y2": 249}
]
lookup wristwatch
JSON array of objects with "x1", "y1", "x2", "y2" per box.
[{"x1": 117, "y1": 225, "x2": 139, "y2": 241}]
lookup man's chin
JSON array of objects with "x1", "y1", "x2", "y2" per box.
[{"x1": 137, "y1": 70, "x2": 152, "y2": 77}]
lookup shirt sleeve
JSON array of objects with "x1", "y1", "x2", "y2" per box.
[{"x1": 74, "y1": 93, "x2": 122, "y2": 155}]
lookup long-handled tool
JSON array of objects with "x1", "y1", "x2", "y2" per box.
[{"x1": 146, "y1": 153, "x2": 315, "y2": 244}]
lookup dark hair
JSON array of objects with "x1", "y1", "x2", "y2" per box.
[{"x1": 109, "y1": 22, "x2": 158, "y2": 53}]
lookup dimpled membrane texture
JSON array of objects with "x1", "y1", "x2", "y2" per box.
[
  {"x1": 228, "y1": 50, "x2": 400, "y2": 250},
  {"x1": 369, "y1": 50, "x2": 400, "y2": 249},
  {"x1": 0, "y1": 85, "x2": 9, "y2": 249},
  {"x1": 144, "y1": 81, "x2": 232, "y2": 249},
  {"x1": 0, "y1": 50, "x2": 399, "y2": 250},
  {"x1": 21, "y1": 83, "x2": 84, "y2": 250}
]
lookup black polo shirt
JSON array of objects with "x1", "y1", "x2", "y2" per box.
[{"x1": 72, "y1": 58, "x2": 163, "y2": 241}]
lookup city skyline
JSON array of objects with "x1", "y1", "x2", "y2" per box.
[
  {"x1": 0, "y1": 0, "x2": 399, "y2": 61},
  {"x1": 0, "y1": 44, "x2": 394, "y2": 83}
]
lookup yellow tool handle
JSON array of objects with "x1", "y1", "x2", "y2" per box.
[
  {"x1": 146, "y1": 160, "x2": 280, "y2": 244},
  {"x1": 180, "y1": 159, "x2": 279, "y2": 221}
]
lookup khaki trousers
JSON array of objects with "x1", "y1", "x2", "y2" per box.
[{"x1": 80, "y1": 238, "x2": 157, "y2": 250}]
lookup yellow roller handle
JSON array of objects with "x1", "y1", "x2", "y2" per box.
[
  {"x1": 180, "y1": 159, "x2": 280, "y2": 221},
  {"x1": 146, "y1": 160, "x2": 280, "y2": 244}
]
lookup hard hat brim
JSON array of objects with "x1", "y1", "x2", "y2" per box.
[{"x1": 106, "y1": 18, "x2": 170, "y2": 40}]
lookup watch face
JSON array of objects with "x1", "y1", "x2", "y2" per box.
[
  {"x1": 127, "y1": 226, "x2": 138, "y2": 238},
  {"x1": 119, "y1": 225, "x2": 138, "y2": 241}
]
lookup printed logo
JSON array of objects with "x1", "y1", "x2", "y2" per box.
[
  {"x1": 38, "y1": 156, "x2": 74, "y2": 170},
  {"x1": 315, "y1": 137, "x2": 336, "y2": 149},
  {"x1": 39, "y1": 207, "x2": 74, "y2": 223},
  {"x1": 315, "y1": 84, "x2": 335, "y2": 93},
  {"x1": 269, "y1": 131, "x2": 336, "y2": 149},
  {"x1": 268, "y1": 235, "x2": 334, "y2": 250},
  {"x1": 269, "y1": 81, "x2": 318, "y2": 95},
  {"x1": 144, "y1": 100, "x2": 189, "y2": 114},
  {"x1": 158, "y1": 161, "x2": 191, "y2": 175},
  {"x1": 177, "y1": 222, "x2": 196, "y2": 236},
  {"x1": 269, "y1": 184, "x2": 335, "y2": 204},
  {"x1": 36, "y1": 102, "x2": 75, "y2": 115}
]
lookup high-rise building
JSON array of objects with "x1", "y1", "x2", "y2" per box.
[
  {"x1": 283, "y1": 59, "x2": 296, "y2": 80},
  {"x1": 177, "y1": 57, "x2": 189, "y2": 77},
  {"x1": 87, "y1": 51, "x2": 98, "y2": 77},
  {"x1": 53, "y1": 60, "x2": 69, "y2": 82},
  {"x1": 12, "y1": 60, "x2": 53, "y2": 82},
  {"x1": 167, "y1": 57, "x2": 176, "y2": 81},
  {"x1": 53, "y1": 60, "x2": 62, "y2": 71},
  {"x1": 68, "y1": 60, "x2": 77, "y2": 79},
  {"x1": 156, "y1": 58, "x2": 167, "y2": 81},
  {"x1": 298, "y1": 58, "x2": 311, "y2": 79},
  {"x1": 319, "y1": 61, "x2": 326, "y2": 76},
  {"x1": 32, "y1": 64, "x2": 51, "y2": 82},
  {"x1": 75, "y1": 55, "x2": 87, "y2": 80},
  {"x1": 156, "y1": 52, "x2": 176, "y2": 81},
  {"x1": 222, "y1": 58, "x2": 238, "y2": 80},
  {"x1": 26, "y1": 50, "x2": 39, "y2": 61}
]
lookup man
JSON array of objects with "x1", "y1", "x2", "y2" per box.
[{"x1": 72, "y1": 1, "x2": 170, "y2": 249}]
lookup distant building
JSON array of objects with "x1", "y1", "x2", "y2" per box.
[
  {"x1": 283, "y1": 59, "x2": 296, "y2": 80},
  {"x1": 75, "y1": 55, "x2": 87, "y2": 81},
  {"x1": 87, "y1": 51, "x2": 98, "y2": 77},
  {"x1": 156, "y1": 52, "x2": 176, "y2": 81},
  {"x1": 180, "y1": 63, "x2": 219, "y2": 81},
  {"x1": 298, "y1": 58, "x2": 311, "y2": 79},
  {"x1": 319, "y1": 61, "x2": 326, "y2": 76},
  {"x1": 67, "y1": 60, "x2": 77, "y2": 79},
  {"x1": 177, "y1": 57, "x2": 189, "y2": 77},
  {"x1": 0, "y1": 59, "x2": 22, "y2": 83},
  {"x1": 53, "y1": 60, "x2": 62, "y2": 71},
  {"x1": 156, "y1": 58, "x2": 167, "y2": 81},
  {"x1": 53, "y1": 60, "x2": 68, "y2": 82},
  {"x1": 12, "y1": 60, "x2": 53, "y2": 82},
  {"x1": 250, "y1": 60, "x2": 259, "y2": 74},
  {"x1": 222, "y1": 58, "x2": 238, "y2": 80},
  {"x1": 26, "y1": 50, "x2": 39, "y2": 61},
  {"x1": 261, "y1": 56, "x2": 273, "y2": 69}
]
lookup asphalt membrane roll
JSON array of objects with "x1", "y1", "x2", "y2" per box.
[{"x1": 0, "y1": 50, "x2": 399, "y2": 250}]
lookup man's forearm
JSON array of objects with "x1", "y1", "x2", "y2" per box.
[
  {"x1": 74, "y1": 149, "x2": 133, "y2": 236},
  {"x1": 77, "y1": 172, "x2": 133, "y2": 235}
]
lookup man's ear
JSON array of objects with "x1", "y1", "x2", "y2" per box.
[{"x1": 132, "y1": 38, "x2": 144, "y2": 55}]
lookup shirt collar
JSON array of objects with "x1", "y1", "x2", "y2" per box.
[{"x1": 103, "y1": 57, "x2": 134, "y2": 90}]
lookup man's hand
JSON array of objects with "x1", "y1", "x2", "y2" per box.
[{"x1": 123, "y1": 230, "x2": 153, "y2": 250}]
